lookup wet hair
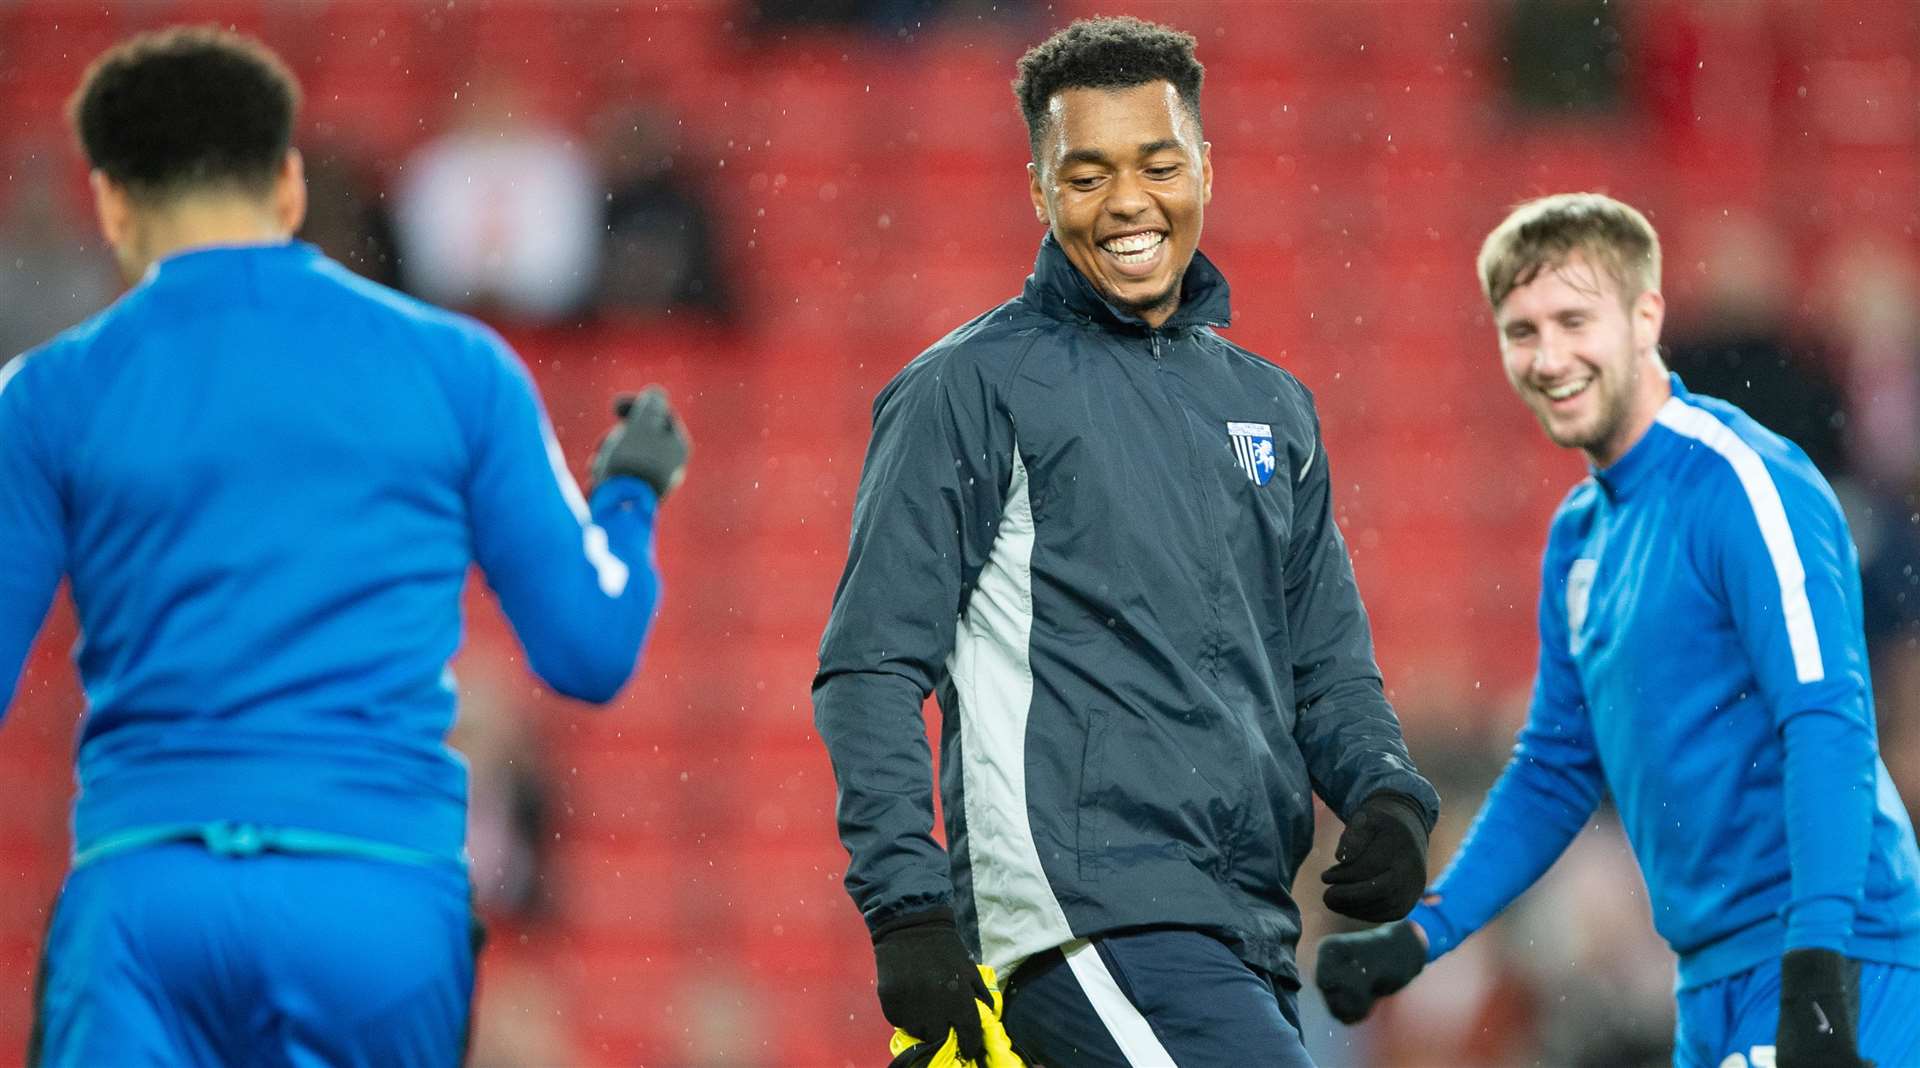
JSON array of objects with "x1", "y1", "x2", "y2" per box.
[
  {"x1": 1012, "y1": 16, "x2": 1204, "y2": 160},
  {"x1": 1478, "y1": 192, "x2": 1661, "y2": 310},
  {"x1": 68, "y1": 26, "x2": 300, "y2": 202}
]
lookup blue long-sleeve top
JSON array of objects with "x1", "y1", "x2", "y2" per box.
[
  {"x1": 0, "y1": 242, "x2": 661, "y2": 863},
  {"x1": 1412, "y1": 376, "x2": 1920, "y2": 989}
]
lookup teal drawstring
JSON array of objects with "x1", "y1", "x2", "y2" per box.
[{"x1": 72, "y1": 820, "x2": 463, "y2": 871}]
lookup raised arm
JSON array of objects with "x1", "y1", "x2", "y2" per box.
[{"x1": 464, "y1": 335, "x2": 670, "y2": 704}]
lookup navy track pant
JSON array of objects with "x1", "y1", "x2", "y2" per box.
[{"x1": 1002, "y1": 928, "x2": 1316, "y2": 1067}]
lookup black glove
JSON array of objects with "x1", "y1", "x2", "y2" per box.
[
  {"x1": 1321, "y1": 791, "x2": 1430, "y2": 922},
  {"x1": 590, "y1": 386, "x2": 689, "y2": 498},
  {"x1": 1777, "y1": 948, "x2": 1873, "y2": 1068},
  {"x1": 1315, "y1": 920, "x2": 1427, "y2": 1025},
  {"x1": 872, "y1": 907, "x2": 990, "y2": 1063}
]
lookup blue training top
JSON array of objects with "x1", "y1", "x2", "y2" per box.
[
  {"x1": 1412, "y1": 375, "x2": 1920, "y2": 990},
  {"x1": 0, "y1": 242, "x2": 661, "y2": 865}
]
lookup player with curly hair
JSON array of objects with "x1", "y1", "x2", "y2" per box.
[
  {"x1": 1, "y1": 27, "x2": 688, "y2": 1065},
  {"x1": 817, "y1": 16, "x2": 1437, "y2": 1064}
]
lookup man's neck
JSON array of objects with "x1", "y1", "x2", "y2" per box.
[
  {"x1": 1585, "y1": 360, "x2": 1673, "y2": 468},
  {"x1": 124, "y1": 197, "x2": 289, "y2": 280}
]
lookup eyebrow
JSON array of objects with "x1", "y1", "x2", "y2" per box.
[{"x1": 1058, "y1": 139, "x2": 1185, "y2": 168}]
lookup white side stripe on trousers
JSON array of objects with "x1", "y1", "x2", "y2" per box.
[{"x1": 1062, "y1": 940, "x2": 1179, "y2": 1067}]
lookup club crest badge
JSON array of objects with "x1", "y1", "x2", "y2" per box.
[
  {"x1": 1566, "y1": 558, "x2": 1598, "y2": 653},
  {"x1": 1227, "y1": 421, "x2": 1277, "y2": 486}
]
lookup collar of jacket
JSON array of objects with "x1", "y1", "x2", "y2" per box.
[
  {"x1": 1590, "y1": 372, "x2": 1691, "y2": 501},
  {"x1": 1021, "y1": 232, "x2": 1233, "y2": 335}
]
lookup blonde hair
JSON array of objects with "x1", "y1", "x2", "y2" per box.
[{"x1": 1478, "y1": 193, "x2": 1660, "y2": 310}]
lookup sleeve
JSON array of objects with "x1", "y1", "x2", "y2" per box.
[
  {"x1": 1707, "y1": 454, "x2": 1874, "y2": 952},
  {"x1": 464, "y1": 333, "x2": 661, "y2": 704},
  {"x1": 1285, "y1": 400, "x2": 1440, "y2": 826},
  {"x1": 1410, "y1": 537, "x2": 1606, "y2": 961},
  {"x1": 0, "y1": 353, "x2": 65, "y2": 720},
  {"x1": 813, "y1": 354, "x2": 1013, "y2": 931}
]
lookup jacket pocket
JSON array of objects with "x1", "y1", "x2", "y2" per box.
[
  {"x1": 1076, "y1": 705, "x2": 1245, "y2": 882},
  {"x1": 1076, "y1": 709, "x2": 1108, "y2": 881}
]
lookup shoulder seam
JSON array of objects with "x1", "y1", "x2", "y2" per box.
[
  {"x1": 997, "y1": 328, "x2": 1050, "y2": 407},
  {"x1": 1655, "y1": 398, "x2": 1825, "y2": 683}
]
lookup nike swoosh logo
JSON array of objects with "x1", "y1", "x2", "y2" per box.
[{"x1": 1814, "y1": 1001, "x2": 1833, "y2": 1035}]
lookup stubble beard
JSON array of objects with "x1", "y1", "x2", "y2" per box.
[
  {"x1": 1106, "y1": 270, "x2": 1183, "y2": 323},
  {"x1": 1543, "y1": 360, "x2": 1638, "y2": 457}
]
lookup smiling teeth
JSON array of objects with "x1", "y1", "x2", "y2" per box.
[
  {"x1": 1545, "y1": 380, "x2": 1590, "y2": 400},
  {"x1": 1102, "y1": 233, "x2": 1165, "y2": 262}
]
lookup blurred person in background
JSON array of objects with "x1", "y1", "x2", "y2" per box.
[
  {"x1": 0, "y1": 145, "x2": 116, "y2": 359},
  {"x1": 1500, "y1": 0, "x2": 1628, "y2": 119},
  {"x1": 1818, "y1": 238, "x2": 1920, "y2": 653},
  {"x1": 0, "y1": 27, "x2": 688, "y2": 1065},
  {"x1": 1520, "y1": 817, "x2": 1677, "y2": 1068},
  {"x1": 1825, "y1": 239, "x2": 1920, "y2": 501},
  {"x1": 1818, "y1": 237, "x2": 1920, "y2": 835},
  {"x1": 815, "y1": 16, "x2": 1438, "y2": 1065},
  {"x1": 750, "y1": 0, "x2": 1019, "y2": 35},
  {"x1": 450, "y1": 667, "x2": 575, "y2": 1068},
  {"x1": 393, "y1": 73, "x2": 601, "y2": 323},
  {"x1": 298, "y1": 142, "x2": 403, "y2": 290},
  {"x1": 1316, "y1": 193, "x2": 1920, "y2": 1068},
  {"x1": 452, "y1": 669, "x2": 557, "y2": 925},
  {"x1": 593, "y1": 103, "x2": 732, "y2": 323},
  {"x1": 1664, "y1": 212, "x2": 1847, "y2": 478}
]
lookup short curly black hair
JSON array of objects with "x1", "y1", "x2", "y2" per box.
[
  {"x1": 68, "y1": 26, "x2": 300, "y2": 201},
  {"x1": 1012, "y1": 16, "x2": 1204, "y2": 160}
]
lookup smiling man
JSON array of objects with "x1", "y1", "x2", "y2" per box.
[
  {"x1": 1316, "y1": 194, "x2": 1920, "y2": 1068},
  {"x1": 814, "y1": 16, "x2": 1439, "y2": 1065}
]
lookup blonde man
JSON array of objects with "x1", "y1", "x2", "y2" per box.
[{"x1": 1315, "y1": 193, "x2": 1920, "y2": 1068}]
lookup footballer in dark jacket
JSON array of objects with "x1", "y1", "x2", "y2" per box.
[{"x1": 815, "y1": 16, "x2": 1438, "y2": 1065}]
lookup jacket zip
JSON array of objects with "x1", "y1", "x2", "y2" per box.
[
  {"x1": 1151, "y1": 325, "x2": 1254, "y2": 878},
  {"x1": 1147, "y1": 327, "x2": 1226, "y2": 680}
]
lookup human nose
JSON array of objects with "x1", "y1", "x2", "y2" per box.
[
  {"x1": 1104, "y1": 169, "x2": 1150, "y2": 217},
  {"x1": 1531, "y1": 328, "x2": 1569, "y2": 376}
]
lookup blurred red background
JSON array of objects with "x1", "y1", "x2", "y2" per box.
[{"x1": 2, "y1": 1, "x2": 1917, "y2": 1064}]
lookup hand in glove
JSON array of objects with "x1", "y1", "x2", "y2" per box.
[
  {"x1": 591, "y1": 386, "x2": 689, "y2": 498},
  {"x1": 1314, "y1": 920, "x2": 1427, "y2": 1025},
  {"x1": 873, "y1": 908, "x2": 991, "y2": 1064},
  {"x1": 1777, "y1": 948, "x2": 1873, "y2": 1068},
  {"x1": 1321, "y1": 791, "x2": 1430, "y2": 922}
]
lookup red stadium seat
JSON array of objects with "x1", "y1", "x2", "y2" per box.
[
  {"x1": 1811, "y1": 2, "x2": 1920, "y2": 60},
  {"x1": 126, "y1": 0, "x2": 274, "y2": 38},
  {"x1": 0, "y1": 5, "x2": 123, "y2": 110},
  {"x1": 0, "y1": 934, "x2": 46, "y2": 1048},
  {"x1": 867, "y1": 28, "x2": 1029, "y2": 165},
  {"x1": 551, "y1": 740, "x2": 706, "y2": 844}
]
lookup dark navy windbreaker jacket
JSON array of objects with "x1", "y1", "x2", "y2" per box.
[{"x1": 815, "y1": 235, "x2": 1439, "y2": 987}]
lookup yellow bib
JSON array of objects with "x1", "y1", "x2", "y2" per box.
[{"x1": 886, "y1": 965, "x2": 1027, "y2": 1068}]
